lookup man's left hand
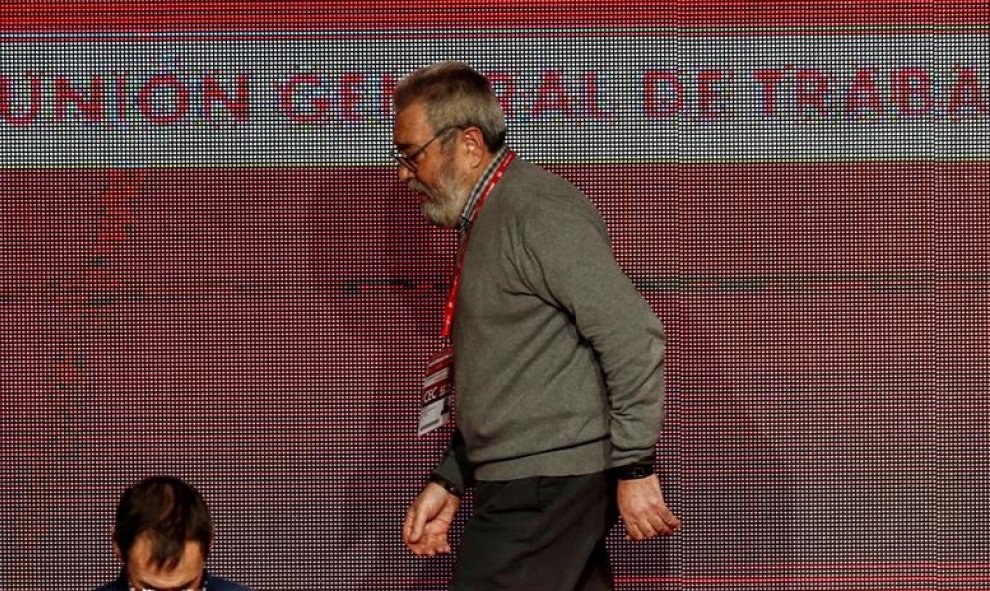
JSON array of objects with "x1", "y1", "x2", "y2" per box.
[{"x1": 616, "y1": 474, "x2": 681, "y2": 540}]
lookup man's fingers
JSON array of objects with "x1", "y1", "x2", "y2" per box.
[
  {"x1": 623, "y1": 503, "x2": 682, "y2": 540},
  {"x1": 408, "y1": 532, "x2": 451, "y2": 556},
  {"x1": 624, "y1": 518, "x2": 646, "y2": 541},
  {"x1": 662, "y1": 509, "x2": 683, "y2": 532},
  {"x1": 630, "y1": 510, "x2": 664, "y2": 539},
  {"x1": 405, "y1": 506, "x2": 426, "y2": 544},
  {"x1": 645, "y1": 509, "x2": 674, "y2": 536}
]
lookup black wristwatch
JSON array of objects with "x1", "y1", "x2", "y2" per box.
[{"x1": 612, "y1": 462, "x2": 655, "y2": 480}]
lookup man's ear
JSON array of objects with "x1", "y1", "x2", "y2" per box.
[
  {"x1": 111, "y1": 528, "x2": 124, "y2": 563},
  {"x1": 461, "y1": 127, "x2": 487, "y2": 168}
]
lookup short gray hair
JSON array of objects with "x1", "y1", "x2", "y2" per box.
[{"x1": 395, "y1": 61, "x2": 507, "y2": 151}]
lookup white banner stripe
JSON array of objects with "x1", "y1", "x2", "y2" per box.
[{"x1": 1, "y1": 35, "x2": 987, "y2": 166}]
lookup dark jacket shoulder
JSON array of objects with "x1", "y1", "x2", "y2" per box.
[
  {"x1": 92, "y1": 579, "x2": 126, "y2": 591},
  {"x1": 206, "y1": 574, "x2": 252, "y2": 590},
  {"x1": 92, "y1": 571, "x2": 251, "y2": 591}
]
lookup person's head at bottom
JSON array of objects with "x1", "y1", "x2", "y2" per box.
[{"x1": 112, "y1": 476, "x2": 213, "y2": 591}]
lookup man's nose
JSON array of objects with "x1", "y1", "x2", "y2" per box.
[{"x1": 397, "y1": 164, "x2": 414, "y2": 183}]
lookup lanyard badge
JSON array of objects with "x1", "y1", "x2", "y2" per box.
[{"x1": 418, "y1": 346, "x2": 454, "y2": 436}]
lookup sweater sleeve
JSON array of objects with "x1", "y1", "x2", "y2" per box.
[
  {"x1": 431, "y1": 428, "x2": 474, "y2": 493},
  {"x1": 517, "y1": 192, "x2": 666, "y2": 468}
]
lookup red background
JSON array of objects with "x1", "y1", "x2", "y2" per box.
[{"x1": 1, "y1": 3, "x2": 988, "y2": 589}]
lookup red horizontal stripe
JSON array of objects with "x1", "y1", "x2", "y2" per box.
[
  {"x1": 394, "y1": 574, "x2": 990, "y2": 587},
  {"x1": 616, "y1": 574, "x2": 990, "y2": 589},
  {"x1": 698, "y1": 562, "x2": 990, "y2": 571},
  {"x1": 1, "y1": 1, "x2": 988, "y2": 32}
]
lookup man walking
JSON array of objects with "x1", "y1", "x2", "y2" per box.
[{"x1": 395, "y1": 61, "x2": 680, "y2": 590}]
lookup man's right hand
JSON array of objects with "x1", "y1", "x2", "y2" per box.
[{"x1": 402, "y1": 482, "x2": 461, "y2": 556}]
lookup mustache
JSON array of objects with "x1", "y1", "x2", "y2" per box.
[{"x1": 408, "y1": 180, "x2": 432, "y2": 196}]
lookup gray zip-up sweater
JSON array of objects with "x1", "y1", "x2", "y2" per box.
[{"x1": 434, "y1": 156, "x2": 665, "y2": 486}]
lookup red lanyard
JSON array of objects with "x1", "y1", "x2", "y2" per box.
[{"x1": 441, "y1": 151, "x2": 516, "y2": 340}]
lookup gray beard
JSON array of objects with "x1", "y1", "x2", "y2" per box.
[{"x1": 417, "y1": 164, "x2": 469, "y2": 228}]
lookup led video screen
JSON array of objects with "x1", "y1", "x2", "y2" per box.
[{"x1": 1, "y1": 3, "x2": 987, "y2": 589}]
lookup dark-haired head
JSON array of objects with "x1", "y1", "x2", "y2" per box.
[{"x1": 112, "y1": 476, "x2": 213, "y2": 570}]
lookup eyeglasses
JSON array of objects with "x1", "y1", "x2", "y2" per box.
[{"x1": 393, "y1": 126, "x2": 461, "y2": 173}]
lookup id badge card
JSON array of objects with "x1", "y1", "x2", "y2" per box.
[{"x1": 419, "y1": 347, "x2": 454, "y2": 436}]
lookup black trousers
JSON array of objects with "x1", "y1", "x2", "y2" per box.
[{"x1": 451, "y1": 471, "x2": 618, "y2": 591}]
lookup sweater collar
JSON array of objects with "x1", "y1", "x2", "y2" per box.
[{"x1": 458, "y1": 146, "x2": 511, "y2": 235}]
